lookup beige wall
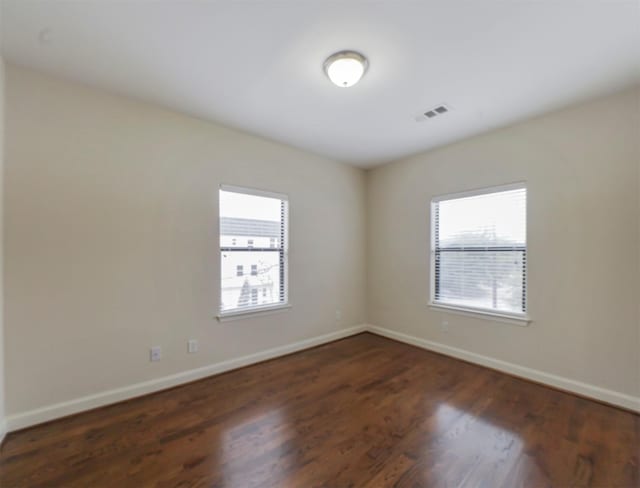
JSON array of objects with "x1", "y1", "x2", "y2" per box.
[
  {"x1": 0, "y1": 55, "x2": 5, "y2": 433},
  {"x1": 367, "y1": 87, "x2": 640, "y2": 398},
  {"x1": 4, "y1": 62, "x2": 639, "y2": 421},
  {"x1": 4, "y1": 65, "x2": 367, "y2": 415}
]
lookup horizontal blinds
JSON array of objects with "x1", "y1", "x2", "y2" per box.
[
  {"x1": 433, "y1": 187, "x2": 527, "y2": 314},
  {"x1": 219, "y1": 189, "x2": 288, "y2": 313}
]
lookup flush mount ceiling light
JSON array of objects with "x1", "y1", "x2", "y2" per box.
[{"x1": 323, "y1": 50, "x2": 368, "y2": 88}]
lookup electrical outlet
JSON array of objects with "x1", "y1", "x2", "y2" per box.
[
  {"x1": 187, "y1": 339, "x2": 198, "y2": 354},
  {"x1": 150, "y1": 346, "x2": 162, "y2": 362},
  {"x1": 440, "y1": 320, "x2": 449, "y2": 332},
  {"x1": 335, "y1": 309, "x2": 342, "y2": 324}
]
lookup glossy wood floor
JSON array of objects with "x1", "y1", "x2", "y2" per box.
[{"x1": 1, "y1": 333, "x2": 638, "y2": 488}]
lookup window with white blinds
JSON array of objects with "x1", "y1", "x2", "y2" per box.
[
  {"x1": 219, "y1": 185, "x2": 288, "y2": 315},
  {"x1": 430, "y1": 184, "x2": 527, "y2": 318}
]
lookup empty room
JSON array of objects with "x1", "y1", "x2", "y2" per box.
[{"x1": 0, "y1": 0, "x2": 638, "y2": 487}]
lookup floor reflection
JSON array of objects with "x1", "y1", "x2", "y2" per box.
[
  {"x1": 220, "y1": 406, "x2": 296, "y2": 487},
  {"x1": 409, "y1": 400, "x2": 527, "y2": 486}
]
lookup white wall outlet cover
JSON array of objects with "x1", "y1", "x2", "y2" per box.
[
  {"x1": 187, "y1": 339, "x2": 198, "y2": 353},
  {"x1": 150, "y1": 346, "x2": 162, "y2": 362}
]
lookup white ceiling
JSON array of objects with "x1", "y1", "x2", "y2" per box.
[{"x1": 3, "y1": 0, "x2": 640, "y2": 168}]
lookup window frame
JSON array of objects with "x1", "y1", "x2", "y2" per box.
[
  {"x1": 429, "y1": 182, "x2": 530, "y2": 325},
  {"x1": 217, "y1": 184, "x2": 290, "y2": 321}
]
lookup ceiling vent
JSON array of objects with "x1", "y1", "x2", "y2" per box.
[{"x1": 416, "y1": 104, "x2": 451, "y2": 122}]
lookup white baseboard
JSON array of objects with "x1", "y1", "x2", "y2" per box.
[
  {"x1": 368, "y1": 325, "x2": 640, "y2": 413},
  {"x1": 6, "y1": 325, "x2": 367, "y2": 432},
  {"x1": 0, "y1": 418, "x2": 7, "y2": 445},
  {"x1": 6, "y1": 323, "x2": 638, "y2": 432}
]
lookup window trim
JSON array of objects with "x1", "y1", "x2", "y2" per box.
[
  {"x1": 216, "y1": 303, "x2": 292, "y2": 322},
  {"x1": 218, "y1": 184, "x2": 290, "y2": 320},
  {"x1": 429, "y1": 182, "x2": 530, "y2": 323},
  {"x1": 429, "y1": 303, "x2": 531, "y2": 325},
  {"x1": 220, "y1": 184, "x2": 288, "y2": 201}
]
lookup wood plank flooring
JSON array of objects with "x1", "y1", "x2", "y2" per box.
[{"x1": 1, "y1": 333, "x2": 638, "y2": 487}]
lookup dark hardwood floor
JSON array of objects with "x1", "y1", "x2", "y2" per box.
[{"x1": 1, "y1": 333, "x2": 638, "y2": 487}]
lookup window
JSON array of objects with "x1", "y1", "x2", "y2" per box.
[
  {"x1": 219, "y1": 185, "x2": 288, "y2": 315},
  {"x1": 430, "y1": 184, "x2": 527, "y2": 319}
]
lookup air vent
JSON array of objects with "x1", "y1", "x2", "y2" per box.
[{"x1": 416, "y1": 104, "x2": 451, "y2": 122}]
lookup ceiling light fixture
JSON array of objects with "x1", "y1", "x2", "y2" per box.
[{"x1": 323, "y1": 50, "x2": 368, "y2": 88}]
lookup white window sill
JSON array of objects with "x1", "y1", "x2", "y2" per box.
[
  {"x1": 428, "y1": 302, "x2": 531, "y2": 326},
  {"x1": 216, "y1": 303, "x2": 291, "y2": 322}
]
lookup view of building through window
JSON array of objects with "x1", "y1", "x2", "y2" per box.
[
  {"x1": 431, "y1": 185, "x2": 527, "y2": 315},
  {"x1": 219, "y1": 187, "x2": 288, "y2": 314}
]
